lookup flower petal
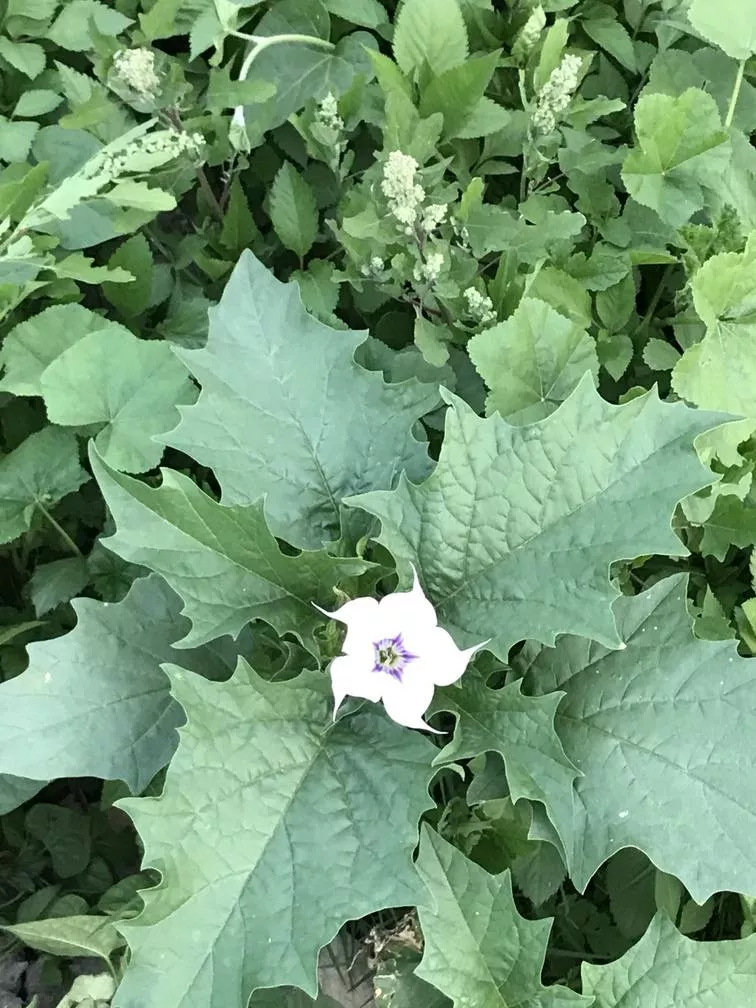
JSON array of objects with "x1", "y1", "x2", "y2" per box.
[
  {"x1": 409, "y1": 625, "x2": 485, "y2": 687},
  {"x1": 377, "y1": 565, "x2": 437, "y2": 633},
  {"x1": 317, "y1": 596, "x2": 379, "y2": 655},
  {"x1": 329, "y1": 648, "x2": 382, "y2": 718},
  {"x1": 380, "y1": 672, "x2": 440, "y2": 732}
]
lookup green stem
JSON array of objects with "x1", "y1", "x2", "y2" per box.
[
  {"x1": 36, "y1": 501, "x2": 82, "y2": 557},
  {"x1": 235, "y1": 31, "x2": 335, "y2": 82},
  {"x1": 726, "y1": 59, "x2": 746, "y2": 129}
]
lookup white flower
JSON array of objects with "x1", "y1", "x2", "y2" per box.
[
  {"x1": 464, "y1": 286, "x2": 496, "y2": 326},
  {"x1": 316, "y1": 91, "x2": 344, "y2": 132},
  {"x1": 318, "y1": 569, "x2": 486, "y2": 731},
  {"x1": 532, "y1": 53, "x2": 583, "y2": 135},
  {"x1": 421, "y1": 203, "x2": 447, "y2": 234},
  {"x1": 112, "y1": 48, "x2": 161, "y2": 99},
  {"x1": 381, "y1": 150, "x2": 425, "y2": 228}
]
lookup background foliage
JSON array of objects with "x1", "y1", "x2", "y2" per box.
[{"x1": 1, "y1": 0, "x2": 756, "y2": 1006}]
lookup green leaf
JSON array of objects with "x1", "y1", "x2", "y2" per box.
[
  {"x1": 698, "y1": 496, "x2": 756, "y2": 560},
  {"x1": 0, "y1": 575, "x2": 244, "y2": 793},
  {"x1": 0, "y1": 38, "x2": 45, "y2": 79},
  {"x1": 673, "y1": 233, "x2": 756, "y2": 417},
  {"x1": 582, "y1": 17, "x2": 637, "y2": 72},
  {"x1": 0, "y1": 427, "x2": 88, "y2": 546},
  {"x1": 29, "y1": 557, "x2": 89, "y2": 616},
  {"x1": 46, "y1": 0, "x2": 133, "y2": 51},
  {"x1": 40, "y1": 327, "x2": 195, "y2": 473},
  {"x1": 414, "y1": 827, "x2": 591, "y2": 1008},
  {"x1": 269, "y1": 161, "x2": 319, "y2": 257},
  {"x1": 0, "y1": 303, "x2": 110, "y2": 397},
  {"x1": 114, "y1": 663, "x2": 434, "y2": 1005},
  {"x1": 323, "y1": 0, "x2": 387, "y2": 27},
  {"x1": 105, "y1": 180, "x2": 177, "y2": 212},
  {"x1": 468, "y1": 297, "x2": 598, "y2": 423},
  {"x1": 90, "y1": 448, "x2": 364, "y2": 649},
  {"x1": 429, "y1": 677, "x2": 578, "y2": 820},
  {"x1": 2, "y1": 915, "x2": 124, "y2": 962},
  {"x1": 0, "y1": 116, "x2": 39, "y2": 163},
  {"x1": 582, "y1": 913, "x2": 756, "y2": 1007},
  {"x1": 414, "y1": 316, "x2": 450, "y2": 367},
  {"x1": 419, "y1": 51, "x2": 500, "y2": 140},
  {"x1": 102, "y1": 234, "x2": 153, "y2": 317},
  {"x1": 393, "y1": 0, "x2": 468, "y2": 79},
  {"x1": 642, "y1": 337, "x2": 681, "y2": 371},
  {"x1": 518, "y1": 574, "x2": 756, "y2": 903},
  {"x1": 13, "y1": 89, "x2": 62, "y2": 117},
  {"x1": 688, "y1": 0, "x2": 756, "y2": 61},
  {"x1": 349, "y1": 379, "x2": 721, "y2": 659},
  {"x1": 0, "y1": 775, "x2": 43, "y2": 815},
  {"x1": 621, "y1": 89, "x2": 730, "y2": 227},
  {"x1": 168, "y1": 251, "x2": 439, "y2": 548}
]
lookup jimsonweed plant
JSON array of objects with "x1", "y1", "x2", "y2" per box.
[{"x1": 2, "y1": 1, "x2": 756, "y2": 1007}]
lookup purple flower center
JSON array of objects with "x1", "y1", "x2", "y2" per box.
[{"x1": 372, "y1": 633, "x2": 417, "y2": 681}]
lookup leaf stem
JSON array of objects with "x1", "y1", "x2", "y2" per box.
[
  {"x1": 726, "y1": 59, "x2": 746, "y2": 129},
  {"x1": 35, "y1": 500, "x2": 83, "y2": 557},
  {"x1": 234, "y1": 32, "x2": 335, "y2": 83}
]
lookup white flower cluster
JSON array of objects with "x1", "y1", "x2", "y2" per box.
[
  {"x1": 317, "y1": 92, "x2": 344, "y2": 132},
  {"x1": 532, "y1": 53, "x2": 583, "y2": 135},
  {"x1": 414, "y1": 251, "x2": 445, "y2": 285},
  {"x1": 381, "y1": 150, "x2": 425, "y2": 229},
  {"x1": 112, "y1": 48, "x2": 161, "y2": 99},
  {"x1": 421, "y1": 203, "x2": 447, "y2": 234},
  {"x1": 514, "y1": 5, "x2": 546, "y2": 58},
  {"x1": 464, "y1": 287, "x2": 496, "y2": 326},
  {"x1": 360, "y1": 255, "x2": 385, "y2": 277}
]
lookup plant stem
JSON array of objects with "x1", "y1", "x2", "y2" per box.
[
  {"x1": 235, "y1": 32, "x2": 335, "y2": 83},
  {"x1": 36, "y1": 501, "x2": 83, "y2": 557},
  {"x1": 726, "y1": 59, "x2": 746, "y2": 129}
]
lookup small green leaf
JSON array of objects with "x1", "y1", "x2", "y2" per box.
[
  {"x1": 0, "y1": 116, "x2": 39, "y2": 163},
  {"x1": 2, "y1": 915, "x2": 124, "y2": 962},
  {"x1": 415, "y1": 827, "x2": 591, "y2": 1008},
  {"x1": 0, "y1": 38, "x2": 45, "y2": 79},
  {"x1": 582, "y1": 914, "x2": 756, "y2": 1007},
  {"x1": 642, "y1": 337, "x2": 681, "y2": 371},
  {"x1": 102, "y1": 234, "x2": 153, "y2": 317},
  {"x1": 419, "y1": 51, "x2": 500, "y2": 139},
  {"x1": 29, "y1": 557, "x2": 89, "y2": 616},
  {"x1": 269, "y1": 161, "x2": 319, "y2": 257},
  {"x1": 105, "y1": 179, "x2": 177, "y2": 212},
  {"x1": 0, "y1": 427, "x2": 88, "y2": 546},
  {"x1": 25, "y1": 803, "x2": 91, "y2": 877},
  {"x1": 468, "y1": 297, "x2": 598, "y2": 423},
  {"x1": 583, "y1": 17, "x2": 637, "y2": 72},
  {"x1": 113, "y1": 664, "x2": 434, "y2": 1005},
  {"x1": 90, "y1": 448, "x2": 364, "y2": 650},
  {"x1": 13, "y1": 89, "x2": 62, "y2": 117},
  {"x1": 46, "y1": 0, "x2": 133, "y2": 51},
  {"x1": 622, "y1": 89, "x2": 730, "y2": 227},
  {"x1": 414, "y1": 315, "x2": 450, "y2": 367},
  {"x1": 41, "y1": 327, "x2": 196, "y2": 473},
  {"x1": 393, "y1": 0, "x2": 468, "y2": 79},
  {"x1": 688, "y1": 0, "x2": 756, "y2": 61}
]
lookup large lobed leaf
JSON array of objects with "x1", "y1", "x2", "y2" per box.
[
  {"x1": 90, "y1": 447, "x2": 364, "y2": 650},
  {"x1": 414, "y1": 827, "x2": 590, "y2": 1008},
  {"x1": 0, "y1": 575, "x2": 242, "y2": 793},
  {"x1": 113, "y1": 663, "x2": 435, "y2": 1008},
  {"x1": 350, "y1": 377, "x2": 723, "y2": 659},
  {"x1": 582, "y1": 913, "x2": 756, "y2": 1007},
  {"x1": 517, "y1": 574, "x2": 756, "y2": 903},
  {"x1": 167, "y1": 247, "x2": 438, "y2": 550}
]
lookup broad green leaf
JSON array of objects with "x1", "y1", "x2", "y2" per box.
[
  {"x1": 415, "y1": 827, "x2": 590, "y2": 1008},
  {"x1": 29, "y1": 556, "x2": 89, "y2": 616},
  {"x1": 0, "y1": 116, "x2": 39, "y2": 163},
  {"x1": 349, "y1": 378, "x2": 722, "y2": 659},
  {"x1": 269, "y1": 162, "x2": 319, "y2": 257},
  {"x1": 114, "y1": 663, "x2": 434, "y2": 1005},
  {"x1": 419, "y1": 51, "x2": 500, "y2": 140},
  {"x1": 105, "y1": 180, "x2": 177, "y2": 212},
  {"x1": 168, "y1": 251, "x2": 439, "y2": 549},
  {"x1": 25, "y1": 803, "x2": 91, "y2": 876},
  {"x1": 468, "y1": 297, "x2": 598, "y2": 423},
  {"x1": 102, "y1": 234, "x2": 153, "y2": 317},
  {"x1": 41, "y1": 327, "x2": 196, "y2": 473},
  {"x1": 46, "y1": 0, "x2": 133, "y2": 51},
  {"x1": 517, "y1": 574, "x2": 756, "y2": 903},
  {"x1": 621, "y1": 89, "x2": 730, "y2": 227},
  {"x1": 582, "y1": 913, "x2": 756, "y2": 1007},
  {"x1": 90, "y1": 448, "x2": 364, "y2": 649},
  {"x1": 0, "y1": 38, "x2": 45, "y2": 78},
  {"x1": 2, "y1": 915, "x2": 123, "y2": 962},
  {"x1": 0, "y1": 427, "x2": 88, "y2": 546},
  {"x1": 0, "y1": 575, "x2": 244, "y2": 793},
  {"x1": 0, "y1": 303, "x2": 110, "y2": 397},
  {"x1": 673, "y1": 233, "x2": 756, "y2": 417},
  {"x1": 429, "y1": 677, "x2": 577, "y2": 823},
  {"x1": 0, "y1": 775, "x2": 43, "y2": 814},
  {"x1": 688, "y1": 0, "x2": 756, "y2": 61},
  {"x1": 393, "y1": 0, "x2": 468, "y2": 79}
]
